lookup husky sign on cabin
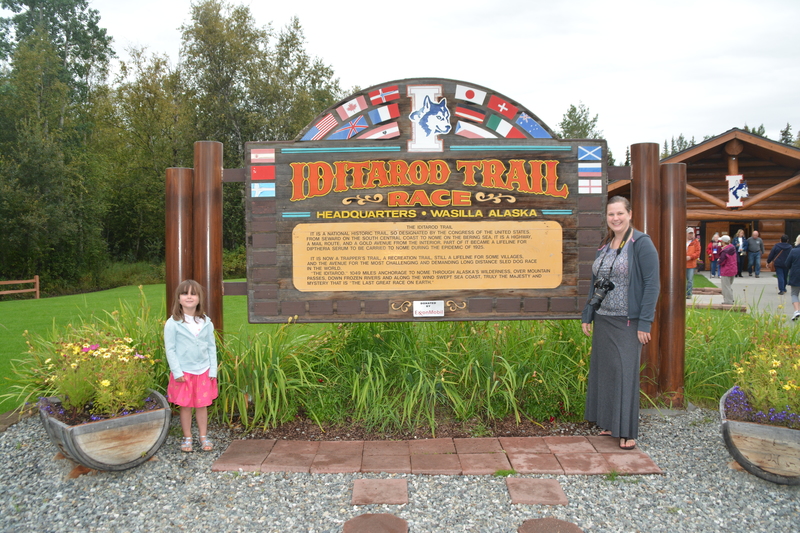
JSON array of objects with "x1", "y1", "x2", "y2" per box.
[{"x1": 245, "y1": 78, "x2": 607, "y2": 324}]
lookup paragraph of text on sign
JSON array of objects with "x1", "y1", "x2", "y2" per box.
[{"x1": 292, "y1": 221, "x2": 562, "y2": 292}]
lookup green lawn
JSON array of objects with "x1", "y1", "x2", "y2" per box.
[{"x1": 0, "y1": 284, "x2": 286, "y2": 412}]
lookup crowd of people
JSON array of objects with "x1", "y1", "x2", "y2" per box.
[{"x1": 687, "y1": 228, "x2": 800, "y2": 321}]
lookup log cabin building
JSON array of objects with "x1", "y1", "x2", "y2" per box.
[{"x1": 609, "y1": 128, "x2": 800, "y2": 268}]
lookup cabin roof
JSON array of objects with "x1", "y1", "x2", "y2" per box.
[{"x1": 662, "y1": 128, "x2": 800, "y2": 170}]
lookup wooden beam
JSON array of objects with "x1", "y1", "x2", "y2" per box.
[
  {"x1": 688, "y1": 208, "x2": 798, "y2": 221},
  {"x1": 686, "y1": 184, "x2": 728, "y2": 209},
  {"x1": 608, "y1": 179, "x2": 630, "y2": 192},
  {"x1": 741, "y1": 172, "x2": 800, "y2": 208},
  {"x1": 223, "y1": 168, "x2": 245, "y2": 182}
]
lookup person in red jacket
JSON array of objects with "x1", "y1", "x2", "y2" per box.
[
  {"x1": 706, "y1": 233, "x2": 721, "y2": 278},
  {"x1": 686, "y1": 228, "x2": 701, "y2": 298}
]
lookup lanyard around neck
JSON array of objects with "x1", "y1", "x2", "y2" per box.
[{"x1": 599, "y1": 227, "x2": 632, "y2": 277}]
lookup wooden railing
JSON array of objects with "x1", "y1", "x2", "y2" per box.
[{"x1": 0, "y1": 275, "x2": 40, "y2": 299}]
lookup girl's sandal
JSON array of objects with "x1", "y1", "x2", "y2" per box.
[
  {"x1": 199, "y1": 435, "x2": 213, "y2": 452},
  {"x1": 180, "y1": 437, "x2": 193, "y2": 453}
]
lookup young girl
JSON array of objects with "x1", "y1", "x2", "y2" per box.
[{"x1": 164, "y1": 280, "x2": 218, "y2": 452}]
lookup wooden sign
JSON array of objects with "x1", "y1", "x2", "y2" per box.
[{"x1": 245, "y1": 78, "x2": 607, "y2": 323}]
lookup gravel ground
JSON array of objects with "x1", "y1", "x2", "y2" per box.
[{"x1": 0, "y1": 408, "x2": 798, "y2": 533}]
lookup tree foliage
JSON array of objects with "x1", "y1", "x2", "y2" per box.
[
  {"x1": 743, "y1": 123, "x2": 767, "y2": 138},
  {"x1": 557, "y1": 101, "x2": 602, "y2": 139},
  {"x1": 557, "y1": 102, "x2": 615, "y2": 164},
  {"x1": 661, "y1": 134, "x2": 696, "y2": 158},
  {"x1": 179, "y1": 0, "x2": 341, "y2": 249},
  {"x1": 779, "y1": 123, "x2": 792, "y2": 144},
  {"x1": 0, "y1": 0, "x2": 342, "y2": 288},
  {"x1": 0, "y1": 30, "x2": 107, "y2": 283}
]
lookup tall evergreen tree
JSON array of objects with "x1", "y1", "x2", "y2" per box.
[
  {"x1": 0, "y1": 30, "x2": 107, "y2": 283},
  {"x1": 102, "y1": 49, "x2": 193, "y2": 261},
  {"x1": 743, "y1": 123, "x2": 767, "y2": 138},
  {"x1": 180, "y1": 0, "x2": 341, "y2": 249},
  {"x1": 557, "y1": 102, "x2": 602, "y2": 139},
  {"x1": 779, "y1": 123, "x2": 793, "y2": 144}
]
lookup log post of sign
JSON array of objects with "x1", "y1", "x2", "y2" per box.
[
  {"x1": 165, "y1": 142, "x2": 224, "y2": 332},
  {"x1": 165, "y1": 168, "x2": 193, "y2": 316},
  {"x1": 630, "y1": 143, "x2": 662, "y2": 399},
  {"x1": 658, "y1": 163, "x2": 687, "y2": 407},
  {"x1": 192, "y1": 141, "x2": 224, "y2": 332}
]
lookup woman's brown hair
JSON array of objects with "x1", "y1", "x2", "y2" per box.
[
  {"x1": 600, "y1": 196, "x2": 636, "y2": 247},
  {"x1": 170, "y1": 280, "x2": 208, "y2": 322}
]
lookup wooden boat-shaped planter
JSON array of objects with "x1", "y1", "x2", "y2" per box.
[
  {"x1": 39, "y1": 390, "x2": 172, "y2": 471},
  {"x1": 719, "y1": 388, "x2": 800, "y2": 485}
]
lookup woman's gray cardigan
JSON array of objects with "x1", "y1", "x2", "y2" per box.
[{"x1": 580, "y1": 229, "x2": 660, "y2": 333}]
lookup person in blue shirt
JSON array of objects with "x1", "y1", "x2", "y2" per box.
[{"x1": 766, "y1": 234, "x2": 793, "y2": 295}]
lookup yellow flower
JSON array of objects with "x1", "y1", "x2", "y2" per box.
[
  {"x1": 100, "y1": 379, "x2": 111, "y2": 387},
  {"x1": 783, "y1": 384, "x2": 792, "y2": 391},
  {"x1": 735, "y1": 367, "x2": 745, "y2": 374},
  {"x1": 70, "y1": 363, "x2": 78, "y2": 369},
  {"x1": 769, "y1": 369, "x2": 777, "y2": 376},
  {"x1": 771, "y1": 360, "x2": 781, "y2": 368}
]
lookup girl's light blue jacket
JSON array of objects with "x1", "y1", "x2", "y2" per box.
[{"x1": 164, "y1": 316, "x2": 218, "y2": 379}]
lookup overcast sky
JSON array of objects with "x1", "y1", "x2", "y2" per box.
[{"x1": 92, "y1": 0, "x2": 800, "y2": 160}]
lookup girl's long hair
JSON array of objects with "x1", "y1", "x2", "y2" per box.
[
  {"x1": 600, "y1": 196, "x2": 636, "y2": 248},
  {"x1": 170, "y1": 279, "x2": 208, "y2": 322}
]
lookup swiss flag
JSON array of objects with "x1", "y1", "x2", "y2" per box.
[{"x1": 488, "y1": 95, "x2": 518, "y2": 119}]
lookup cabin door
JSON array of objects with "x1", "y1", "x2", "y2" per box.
[{"x1": 704, "y1": 221, "x2": 730, "y2": 264}]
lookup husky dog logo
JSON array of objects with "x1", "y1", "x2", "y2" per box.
[
  {"x1": 726, "y1": 174, "x2": 749, "y2": 207},
  {"x1": 410, "y1": 96, "x2": 452, "y2": 136},
  {"x1": 407, "y1": 85, "x2": 451, "y2": 152}
]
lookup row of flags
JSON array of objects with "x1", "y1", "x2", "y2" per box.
[
  {"x1": 300, "y1": 83, "x2": 556, "y2": 142},
  {"x1": 265, "y1": 81, "x2": 606, "y2": 196}
]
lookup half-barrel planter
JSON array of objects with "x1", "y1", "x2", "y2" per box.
[
  {"x1": 39, "y1": 390, "x2": 172, "y2": 471},
  {"x1": 720, "y1": 388, "x2": 800, "y2": 485}
]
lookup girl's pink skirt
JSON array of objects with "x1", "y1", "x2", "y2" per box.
[{"x1": 167, "y1": 369, "x2": 218, "y2": 408}]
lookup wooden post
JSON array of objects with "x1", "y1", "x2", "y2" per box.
[
  {"x1": 658, "y1": 163, "x2": 687, "y2": 407},
  {"x1": 165, "y1": 168, "x2": 194, "y2": 316},
  {"x1": 630, "y1": 143, "x2": 661, "y2": 399},
  {"x1": 192, "y1": 141, "x2": 224, "y2": 332}
]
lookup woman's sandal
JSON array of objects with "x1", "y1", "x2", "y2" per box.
[
  {"x1": 620, "y1": 438, "x2": 636, "y2": 450},
  {"x1": 180, "y1": 437, "x2": 193, "y2": 453},
  {"x1": 599, "y1": 430, "x2": 613, "y2": 436},
  {"x1": 199, "y1": 435, "x2": 213, "y2": 452}
]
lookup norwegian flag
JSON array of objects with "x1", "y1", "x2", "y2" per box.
[{"x1": 368, "y1": 85, "x2": 400, "y2": 105}]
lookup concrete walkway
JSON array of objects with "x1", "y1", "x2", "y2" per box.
[{"x1": 690, "y1": 270, "x2": 796, "y2": 320}]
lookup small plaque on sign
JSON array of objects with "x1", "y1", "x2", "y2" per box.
[{"x1": 413, "y1": 301, "x2": 445, "y2": 318}]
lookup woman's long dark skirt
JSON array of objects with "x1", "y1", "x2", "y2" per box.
[{"x1": 584, "y1": 314, "x2": 642, "y2": 439}]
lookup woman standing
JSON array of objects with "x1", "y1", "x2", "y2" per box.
[
  {"x1": 718, "y1": 235, "x2": 737, "y2": 305},
  {"x1": 706, "y1": 233, "x2": 721, "y2": 278},
  {"x1": 766, "y1": 234, "x2": 792, "y2": 295},
  {"x1": 733, "y1": 229, "x2": 747, "y2": 277},
  {"x1": 581, "y1": 196, "x2": 660, "y2": 450},
  {"x1": 686, "y1": 228, "x2": 701, "y2": 298}
]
